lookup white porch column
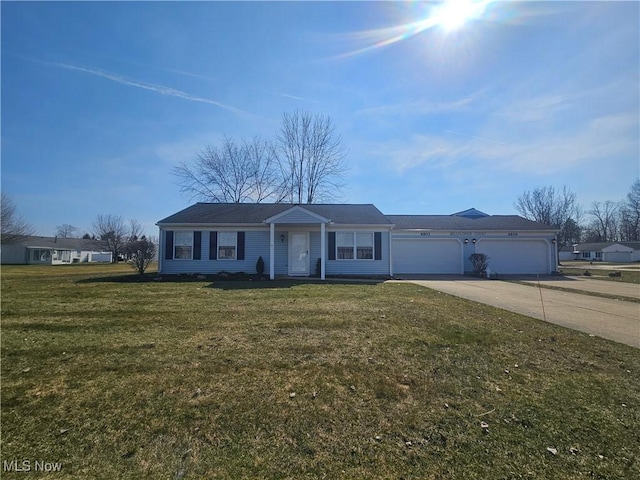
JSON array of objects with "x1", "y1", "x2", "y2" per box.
[
  {"x1": 269, "y1": 223, "x2": 275, "y2": 280},
  {"x1": 320, "y1": 222, "x2": 326, "y2": 280}
]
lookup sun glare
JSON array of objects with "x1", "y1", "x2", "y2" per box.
[{"x1": 433, "y1": 0, "x2": 488, "y2": 32}]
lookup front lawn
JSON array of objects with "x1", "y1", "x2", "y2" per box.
[{"x1": 1, "y1": 265, "x2": 638, "y2": 479}]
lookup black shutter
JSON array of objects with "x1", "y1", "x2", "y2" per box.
[
  {"x1": 165, "y1": 231, "x2": 174, "y2": 260},
  {"x1": 374, "y1": 232, "x2": 382, "y2": 260},
  {"x1": 193, "y1": 231, "x2": 201, "y2": 260},
  {"x1": 209, "y1": 232, "x2": 217, "y2": 260},
  {"x1": 237, "y1": 232, "x2": 245, "y2": 260},
  {"x1": 328, "y1": 232, "x2": 336, "y2": 260}
]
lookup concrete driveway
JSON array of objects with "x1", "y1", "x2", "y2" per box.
[{"x1": 392, "y1": 276, "x2": 640, "y2": 349}]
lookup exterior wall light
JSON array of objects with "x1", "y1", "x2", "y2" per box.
[
  {"x1": 472, "y1": 238, "x2": 477, "y2": 244},
  {"x1": 280, "y1": 234, "x2": 285, "y2": 243},
  {"x1": 464, "y1": 238, "x2": 469, "y2": 244}
]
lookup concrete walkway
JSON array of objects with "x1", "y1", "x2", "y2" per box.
[
  {"x1": 392, "y1": 276, "x2": 640, "y2": 349},
  {"x1": 514, "y1": 275, "x2": 639, "y2": 300}
]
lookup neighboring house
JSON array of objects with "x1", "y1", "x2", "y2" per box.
[
  {"x1": 1, "y1": 236, "x2": 112, "y2": 265},
  {"x1": 157, "y1": 204, "x2": 558, "y2": 278},
  {"x1": 567, "y1": 242, "x2": 640, "y2": 263}
]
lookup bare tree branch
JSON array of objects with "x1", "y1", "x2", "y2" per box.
[
  {"x1": 1, "y1": 193, "x2": 35, "y2": 244},
  {"x1": 56, "y1": 224, "x2": 78, "y2": 238},
  {"x1": 276, "y1": 110, "x2": 348, "y2": 204},
  {"x1": 92, "y1": 214, "x2": 128, "y2": 262},
  {"x1": 173, "y1": 136, "x2": 284, "y2": 203}
]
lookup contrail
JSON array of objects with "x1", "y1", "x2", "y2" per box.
[
  {"x1": 49, "y1": 61, "x2": 245, "y2": 114},
  {"x1": 444, "y1": 129, "x2": 508, "y2": 145}
]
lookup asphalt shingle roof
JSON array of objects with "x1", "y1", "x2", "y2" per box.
[
  {"x1": 14, "y1": 236, "x2": 108, "y2": 250},
  {"x1": 575, "y1": 241, "x2": 640, "y2": 251},
  {"x1": 157, "y1": 203, "x2": 392, "y2": 226}
]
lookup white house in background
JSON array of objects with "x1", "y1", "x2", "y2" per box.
[
  {"x1": 563, "y1": 242, "x2": 640, "y2": 263},
  {"x1": 156, "y1": 204, "x2": 559, "y2": 278},
  {"x1": 0, "y1": 236, "x2": 112, "y2": 265}
]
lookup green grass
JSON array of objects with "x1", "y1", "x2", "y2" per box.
[
  {"x1": 559, "y1": 265, "x2": 640, "y2": 284},
  {"x1": 2, "y1": 264, "x2": 639, "y2": 479}
]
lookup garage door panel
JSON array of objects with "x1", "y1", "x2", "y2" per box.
[
  {"x1": 393, "y1": 239, "x2": 462, "y2": 274},
  {"x1": 476, "y1": 240, "x2": 549, "y2": 274}
]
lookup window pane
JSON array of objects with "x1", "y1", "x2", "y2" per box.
[
  {"x1": 218, "y1": 232, "x2": 237, "y2": 260},
  {"x1": 174, "y1": 231, "x2": 193, "y2": 259},
  {"x1": 357, "y1": 247, "x2": 373, "y2": 259},
  {"x1": 336, "y1": 232, "x2": 354, "y2": 246},
  {"x1": 175, "y1": 246, "x2": 192, "y2": 259},
  {"x1": 337, "y1": 247, "x2": 354, "y2": 259},
  {"x1": 175, "y1": 232, "x2": 193, "y2": 246},
  {"x1": 356, "y1": 232, "x2": 373, "y2": 247}
]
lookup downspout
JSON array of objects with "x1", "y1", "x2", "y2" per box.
[
  {"x1": 320, "y1": 222, "x2": 326, "y2": 280},
  {"x1": 269, "y1": 223, "x2": 275, "y2": 280}
]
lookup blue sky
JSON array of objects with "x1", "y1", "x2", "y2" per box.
[{"x1": 2, "y1": 0, "x2": 638, "y2": 237}]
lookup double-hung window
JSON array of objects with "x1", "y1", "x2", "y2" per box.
[
  {"x1": 335, "y1": 232, "x2": 375, "y2": 260},
  {"x1": 218, "y1": 232, "x2": 237, "y2": 260},
  {"x1": 336, "y1": 232, "x2": 354, "y2": 259},
  {"x1": 356, "y1": 233, "x2": 374, "y2": 259},
  {"x1": 174, "y1": 231, "x2": 193, "y2": 259}
]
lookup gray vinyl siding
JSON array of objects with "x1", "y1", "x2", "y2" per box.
[
  {"x1": 160, "y1": 229, "x2": 271, "y2": 275},
  {"x1": 159, "y1": 227, "x2": 391, "y2": 276}
]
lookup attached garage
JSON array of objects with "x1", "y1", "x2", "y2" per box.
[
  {"x1": 392, "y1": 238, "x2": 463, "y2": 274},
  {"x1": 603, "y1": 251, "x2": 632, "y2": 263},
  {"x1": 476, "y1": 239, "x2": 551, "y2": 274}
]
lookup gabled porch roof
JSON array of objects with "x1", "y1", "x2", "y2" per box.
[{"x1": 264, "y1": 205, "x2": 330, "y2": 224}]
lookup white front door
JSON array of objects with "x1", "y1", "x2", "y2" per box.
[{"x1": 289, "y1": 232, "x2": 310, "y2": 276}]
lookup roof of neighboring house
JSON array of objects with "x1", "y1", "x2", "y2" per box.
[
  {"x1": 12, "y1": 236, "x2": 109, "y2": 251},
  {"x1": 157, "y1": 203, "x2": 392, "y2": 226},
  {"x1": 575, "y1": 242, "x2": 640, "y2": 252},
  {"x1": 386, "y1": 214, "x2": 555, "y2": 231}
]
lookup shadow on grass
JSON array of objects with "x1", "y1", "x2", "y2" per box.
[
  {"x1": 76, "y1": 274, "x2": 159, "y2": 284},
  {"x1": 76, "y1": 273, "x2": 387, "y2": 289},
  {"x1": 205, "y1": 278, "x2": 387, "y2": 290}
]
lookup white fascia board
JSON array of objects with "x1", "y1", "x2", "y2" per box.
[
  {"x1": 326, "y1": 224, "x2": 394, "y2": 230},
  {"x1": 157, "y1": 223, "x2": 267, "y2": 230}
]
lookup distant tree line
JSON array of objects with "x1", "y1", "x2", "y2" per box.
[{"x1": 514, "y1": 180, "x2": 640, "y2": 246}]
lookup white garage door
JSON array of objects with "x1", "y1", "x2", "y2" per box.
[
  {"x1": 393, "y1": 239, "x2": 462, "y2": 274},
  {"x1": 476, "y1": 240, "x2": 550, "y2": 274},
  {"x1": 603, "y1": 251, "x2": 631, "y2": 263}
]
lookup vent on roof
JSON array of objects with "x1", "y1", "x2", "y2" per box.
[{"x1": 453, "y1": 208, "x2": 489, "y2": 219}]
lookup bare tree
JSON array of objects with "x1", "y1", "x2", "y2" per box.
[
  {"x1": 173, "y1": 136, "x2": 284, "y2": 203},
  {"x1": 1, "y1": 193, "x2": 34, "y2": 244},
  {"x1": 127, "y1": 219, "x2": 144, "y2": 242},
  {"x1": 587, "y1": 200, "x2": 619, "y2": 242},
  {"x1": 514, "y1": 186, "x2": 580, "y2": 247},
  {"x1": 276, "y1": 110, "x2": 348, "y2": 204},
  {"x1": 92, "y1": 214, "x2": 128, "y2": 262},
  {"x1": 56, "y1": 224, "x2": 78, "y2": 238},
  {"x1": 126, "y1": 237, "x2": 157, "y2": 276},
  {"x1": 619, "y1": 179, "x2": 640, "y2": 241}
]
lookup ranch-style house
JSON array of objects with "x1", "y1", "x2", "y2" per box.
[{"x1": 156, "y1": 203, "x2": 558, "y2": 279}]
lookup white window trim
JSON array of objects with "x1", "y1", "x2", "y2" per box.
[
  {"x1": 174, "y1": 231, "x2": 194, "y2": 260},
  {"x1": 336, "y1": 231, "x2": 375, "y2": 261},
  {"x1": 218, "y1": 231, "x2": 237, "y2": 261}
]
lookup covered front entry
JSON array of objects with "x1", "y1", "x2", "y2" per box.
[
  {"x1": 392, "y1": 238, "x2": 463, "y2": 274},
  {"x1": 266, "y1": 206, "x2": 329, "y2": 280},
  {"x1": 288, "y1": 232, "x2": 310, "y2": 276}
]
